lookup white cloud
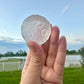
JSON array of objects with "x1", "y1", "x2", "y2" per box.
[
  {"x1": 0, "y1": 30, "x2": 24, "y2": 43},
  {"x1": 61, "y1": 4, "x2": 69, "y2": 15},
  {"x1": 0, "y1": 30, "x2": 10, "y2": 37},
  {"x1": 0, "y1": 36, "x2": 24, "y2": 43},
  {"x1": 66, "y1": 33, "x2": 84, "y2": 45}
]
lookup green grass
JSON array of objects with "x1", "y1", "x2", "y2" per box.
[
  {"x1": 63, "y1": 68, "x2": 84, "y2": 84},
  {"x1": 0, "y1": 71, "x2": 21, "y2": 84},
  {"x1": 0, "y1": 68, "x2": 84, "y2": 84}
]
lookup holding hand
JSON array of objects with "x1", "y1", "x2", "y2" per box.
[{"x1": 20, "y1": 26, "x2": 66, "y2": 84}]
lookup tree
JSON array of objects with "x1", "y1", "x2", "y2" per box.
[
  {"x1": 23, "y1": 51, "x2": 27, "y2": 56},
  {"x1": 66, "y1": 50, "x2": 69, "y2": 54},
  {"x1": 70, "y1": 50, "x2": 77, "y2": 54},
  {"x1": 66, "y1": 50, "x2": 77, "y2": 55},
  {"x1": 5, "y1": 52, "x2": 14, "y2": 57},
  {"x1": 78, "y1": 49, "x2": 81, "y2": 54},
  {"x1": 79, "y1": 47, "x2": 84, "y2": 68},
  {"x1": 0, "y1": 53, "x2": 3, "y2": 58},
  {"x1": 16, "y1": 50, "x2": 23, "y2": 56},
  {"x1": 16, "y1": 50, "x2": 27, "y2": 56}
]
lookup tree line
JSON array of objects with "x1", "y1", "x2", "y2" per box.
[
  {"x1": 0, "y1": 47, "x2": 84, "y2": 58},
  {"x1": 66, "y1": 50, "x2": 80, "y2": 55},
  {"x1": 0, "y1": 50, "x2": 27, "y2": 58}
]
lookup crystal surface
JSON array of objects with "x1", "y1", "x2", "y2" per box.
[{"x1": 21, "y1": 15, "x2": 51, "y2": 45}]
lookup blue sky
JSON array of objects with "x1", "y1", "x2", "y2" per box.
[{"x1": 0, "y1": 0, "x2": 84, "y2": 53}]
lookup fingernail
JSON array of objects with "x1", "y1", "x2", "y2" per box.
[{"x1": 27, "y1": 41, "x2": 37, "y2": 53}]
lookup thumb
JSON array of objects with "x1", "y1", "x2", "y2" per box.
[{"x1": 26, "y1": 41, "x2": 45, "y2": 77}]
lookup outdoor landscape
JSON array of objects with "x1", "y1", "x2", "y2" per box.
[
  {"x1": 0, "y1": 48, "x2": 83, "y2": 57},
  {"x1": 0, "y1": 0, "x2": 84, "y2": 84},
  {"x1": 0, "y1": 47, "x2": 84, "y2": 84}
]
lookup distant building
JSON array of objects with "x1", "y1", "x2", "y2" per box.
[
  {"x1": 0, "y1": 55, "x2": 82, "y2": 68},
  {"x1": 65, "y1": 55, "x2": 81, "y2": 67}
]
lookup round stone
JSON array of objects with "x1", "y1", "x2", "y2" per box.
[{"x1": 21, "y1": 15, "x2": 51, "y2": 45}]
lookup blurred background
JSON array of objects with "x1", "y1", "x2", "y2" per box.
[{"x1": 0, "y1": 0, "x2": 84, "y2": 84}]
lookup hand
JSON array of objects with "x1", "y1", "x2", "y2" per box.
[{"x1": 20, "y1": 26, "x2": 66, "y2": 84}]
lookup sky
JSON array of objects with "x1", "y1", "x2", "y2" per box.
[{"x1": 0, "y1": 0, "x2": 84, "y2": 54}]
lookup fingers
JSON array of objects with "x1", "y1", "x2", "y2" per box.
[
  {"x1": 41, "y1": 25, "x2": 51, "y2": 57},
  {"x1": 41, "y1": 38, "x2": 50, "y2": 56},
  {"x1": 21, "y1": 42, "x2": 45, "y2": 84},
  {"x1": 23, "y1": 50, "x2": 31, "y2": 69},
  {"x1": 26, "y1": 41, "x2": 45, "y2": 77},
  {"x1": 46, "y1": 26, "x2": 59, "y2": 67},
  {"x1": 54, "y1": 36, "x2": 66, "y2": 77},
  {"x1": 41, "y1": 35, "x2": 50, "y2": 64},
  {"x1": 41, "y1": 24, "x2": 51, "y2": 64}
]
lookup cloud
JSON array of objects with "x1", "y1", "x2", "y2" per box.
[
  {"x1": 0, "y1": 30, "x2": 10, "y2": 37},
  {"x1": 0, "y1": 36, "x2": 24, "y2": 43},
  {"x1": 0, "y1": 30, "x2": 24, "y2": 43},
  {"x1": 61, "y1": 4, "x2": 69, "y2": 15},
  {"x1": 0, "y1": 39, "x2": 27, "y2": 54},
  {"x1": 66, "y1": 33, "x2": 84, "y2": 45}
]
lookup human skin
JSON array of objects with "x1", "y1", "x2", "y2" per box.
[{"x1": 20, "y1": 26, "x2": 66, "y2": 84}]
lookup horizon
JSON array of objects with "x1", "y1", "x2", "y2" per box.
[{"x1": 0, "y1": 0, "x2": 84, "y2": 54}]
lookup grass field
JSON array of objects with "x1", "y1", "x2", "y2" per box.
[
  {"x1": 63, "y1": 68, "x2": 84, "y2": 84},
  {"x1": 0, "y1": 68, "x2": 84, "y2": 84}
]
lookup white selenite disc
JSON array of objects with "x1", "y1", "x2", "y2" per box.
[{"x1": 21, "y1": 15, "x2": 51, "y2": 45}]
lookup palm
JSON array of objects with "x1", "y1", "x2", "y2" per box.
[
  {"x1": 22, "y1": 27, "x2": 66, "y2": 84},
  {"x1": 40, "y1": 27, "x2": 66, "y2": 84}
]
